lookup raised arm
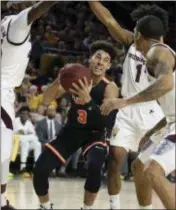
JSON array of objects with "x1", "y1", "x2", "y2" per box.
[
  {"x1": 89, "y1": 1, "x2": 133, "y2": 45},
  {"x1": 43, "y1": 79, "x2": 65, "y2": 106},
  {"x1": 28, "y1": 1, "x2": 57, "y2": 25},
  {"x1": 8, "y1": 1, "x2": 57, "y2": 43}
]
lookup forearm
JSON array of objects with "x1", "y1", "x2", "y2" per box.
[
  {"x1": 28, "y1": 1, "x2": 57, "y2": 25},
  {"x1": 147, "y1": 117, "x2": 167, "y2": 137},
  {"x1": 89, "y1": 1, "x2": 133, "y2": 45},
  {"x1": 126, "y1": 76, "x2": 173, "y2": 105},
  {"x1": 43, "y1": 79, "x2": 60, "y2": 106},
  {"x1": 89, "y1": 1, "x2": 113, "y2": 26}
]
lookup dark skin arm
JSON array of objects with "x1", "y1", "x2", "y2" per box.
[
  {"x1": 28, "y1": 1, "x2": 57, "y2": 25},
  {"x1": 101, "y1": 46, "x2": 175, "y2": 115},
  {"x1": 89, "y1": 1, "x2": 133, "y2": 45},
  {"x1": 139, "y1": 117, "x2": 167, "y2": 150},
  {"x1": 127, "y1": 46, "x2": 174, "y2": 105}
]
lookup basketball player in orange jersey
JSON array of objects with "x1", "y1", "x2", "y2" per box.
[
  {"x1": 89, "y1": 2, "x2": 169, "y2": 209},
  {"x1": 101, "y1": 15, "x2": 176, "y2": 210},
  {"x1": 1, "y1": 2, "x2": 57, "y2": 209},
  {"x1": 33, "y1": 40, "x2": 119, "y2": 210}
]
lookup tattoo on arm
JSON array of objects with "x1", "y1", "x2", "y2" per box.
[{"x1": 127, "y1": 48, "x2": 174, "y2": 105}]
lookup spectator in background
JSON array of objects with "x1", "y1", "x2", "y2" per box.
[
  {"x1": 35, "y1": 105, "x2": 62, "y2": 147},
  {"x1": 27, "y1": 85, "x2": 39, "y2": 112},
  {"x1": 31, "y1": 35, "x2": 44, "y2": 68},
  {"x1": 14, "y1": 107, "x2": 41, "y2": 177},
  {"x1": 57, "y1": 96, "x2": 70, "y2": 125},
  {"x1": 30, "y1": 105, "x2": 45, "y2": 125}
]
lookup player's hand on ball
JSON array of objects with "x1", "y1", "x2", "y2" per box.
[
  {"x1": 69, "y1": 77, "x2": 93, "y2": 104},
  {"x1": 100, "y1": 98, "x2": 127, "y2": 115}
]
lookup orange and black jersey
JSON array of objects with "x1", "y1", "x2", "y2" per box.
[{"x1": 66, "y1": 78, "x2": 109, "y2": 130}]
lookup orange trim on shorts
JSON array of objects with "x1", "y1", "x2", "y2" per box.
[
  {"x1": 45, "y1": 143, "x2": 66, "y2": 164},
  {"x1": 103, "y1": 77, "x2": 110, "y2": 84},
  {"x1": 83, "y1": 141, "x2": 107, "y2": 157}
]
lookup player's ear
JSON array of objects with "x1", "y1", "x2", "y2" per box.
[
  {"x1": 136, "y1": 31, "x2": 141, "y2": 41},
  {"x1": 107, "y1": 62, "x2": 112, "y2": 70}
]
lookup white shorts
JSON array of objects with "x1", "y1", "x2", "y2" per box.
[
  {"x1": 1, "y1": 126, "x2": 14, "y2": 163},
  {"x1": 1, "y1": 89, "x2": 15, "y2": 163},
  {"x1": 139, "y1": 122, "x2": 176, "y2": 176},
  {"x1": 110, "y1": 102, "x2": 164, "y2": 152}
]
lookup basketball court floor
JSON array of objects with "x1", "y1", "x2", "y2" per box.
[{"x1": 7, "y1": 177, "x2": 165, "y2": 209}]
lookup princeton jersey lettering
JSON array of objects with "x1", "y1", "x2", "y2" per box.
[
  {"x1": 67, "y1": 79, "x2": 109, "y2": 129},
  {"x1": 1, "y1": 8, "x2": 32, "y2": 90},
  {"x1": 121, "y1": 44, "x2": 151, "y2": 98}
]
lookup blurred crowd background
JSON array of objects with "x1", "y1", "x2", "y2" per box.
[{"x1": 1, "y1": 1, "x2": 175, "y2": 182}]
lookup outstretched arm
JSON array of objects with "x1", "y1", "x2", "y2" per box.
[
  {"x1": 8, "y1": 1, "x2": 57, "y2": 43},
  {"x1": 43, "y1": 79, "x2": 65, "y2": 106},
  {"x1": 89, "y1": 1, "x2": 133, "y2": 45},
  {"x1": 28, "y1": 1, "x2": 57, "y2": 25}
]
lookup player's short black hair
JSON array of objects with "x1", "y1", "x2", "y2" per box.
[
  {"x1": 131, "y1": 4, "x2": 169, "y2": 32},
  {"x1": 19, "y1": 106, "x2": 30, "y2": 113},
  {"x1": 136, "y1": 15, "x2": 165, "y2": 40},
  {"x1": 89, "y1": 40, "x2": 117, "y2": 61}
]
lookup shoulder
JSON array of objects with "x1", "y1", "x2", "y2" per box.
[
  {"x1": 102, "y1": 77, "x2": 111, "y2": 84},
  {"x1": 147, "y1": 45, "x2": 175, "y2": 67},
  {"x1": 105, "y1": 81, "x2": 119, "y2": 98},
  {"x1": 38, "y1": 118, "x2": 46, "y2": 124},
  {"x1": 106, "y1": 81, "x2": 119, "y2": 89}
]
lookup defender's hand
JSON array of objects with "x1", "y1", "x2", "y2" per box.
[{"x1": 100, "y1": 98, "x2": 127, "y2": 115}]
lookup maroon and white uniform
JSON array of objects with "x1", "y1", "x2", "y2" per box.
[
  {"x1": 110, "y1": 44, "x2": 164, "y2": 152},
  {"x1": 139, "y1": 43, "x2": 175, "y2": 175},
  {"x1": 1, "y1": 7, "x2": 32, "y2": 180}
]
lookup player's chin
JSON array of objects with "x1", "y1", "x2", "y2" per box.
[{"x1": 92, "y1": 70, "x2": 103, "y2": 77}]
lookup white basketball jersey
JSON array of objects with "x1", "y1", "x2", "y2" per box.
[
  {"x1": 149, "y1": 43, "x2": 175, "y2": 123},
  {"x1": 121, "y1": 44, "x2": 151, "y2": 98},
  {"x1": 1, "y1": 7, "x2": 32, "y2": 90}
]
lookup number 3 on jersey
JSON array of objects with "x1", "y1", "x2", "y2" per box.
[{"x1": 77, "y1": 110, "x2": 87, "y2": 124}]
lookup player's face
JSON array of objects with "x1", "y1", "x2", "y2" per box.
[{"x1": 89, "y1": 50, "x2": 111, "y2": 77}]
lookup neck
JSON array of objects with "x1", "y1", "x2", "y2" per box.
[
  {"x1": 144, "y1": 39, "x2": 162, "y2": 56},
  {"x1": 91, "y1": 73, "x2": 104, "y2": 86}
]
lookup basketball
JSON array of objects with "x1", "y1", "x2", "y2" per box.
[{"x1": 59, "y1": 63, "x2": 91, "y2": 92}]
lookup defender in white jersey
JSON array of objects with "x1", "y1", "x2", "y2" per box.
[
  {"x1": 1, "y1": 2, "x2": 56, "y2": 209},
  {"x1": 102, "y1": 16, "x2": 175, "y2": 210},
  {"x1": 89, "y1": 2, "x2": 168, "y2": 209}
]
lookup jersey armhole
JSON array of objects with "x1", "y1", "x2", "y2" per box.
[
  {"x1": 124, "y1": 41, "x2": 134, "y2": 54},
  {"x1": 6, "y1": 19, "x2": 30, "y2": 46}
]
